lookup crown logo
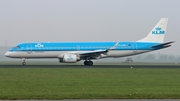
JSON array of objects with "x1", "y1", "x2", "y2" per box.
[
  {"x1": 152, "y1": 27, "x2": 165, "y2": 34},
  {"x1": 35, "y1": 43, "x2": 44, "y2": 48},
  {"x1": 68, "y1": 55, "x2": 73, "y2": 60},
  {"x1": 155, "y1": 27, "x2": 161, "y2": 30}
]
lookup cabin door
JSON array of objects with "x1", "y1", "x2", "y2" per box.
[
  {"x1": 133, "y1": 42, "x2": 137, "y2": 52},
  {"x1": 27, "y1": 44, "x2": 32, "y2": 54},
  {"x1": 77, "y1": 45, "x2": 80, "y2": 51}
]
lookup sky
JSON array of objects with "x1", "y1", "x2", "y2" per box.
[{"x1": 0, "y1": 0, "x2": 180, "y2": 55}]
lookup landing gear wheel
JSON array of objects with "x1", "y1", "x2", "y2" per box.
[
  {"x1": 84, "y1": 60, "x2": 93, "y2": 66},
  {"x1": 84, "y1": 61, "x2": 89, "y2": 66},
  {"x1": 21, "y1": 58, "x2": 26, "y2": 66},
  {"x1": 88, "y1": 61, "x2": 93, "y2": 66},
  {"x1": 22, "y1": 62, "x2": 26, "y2": 66}
]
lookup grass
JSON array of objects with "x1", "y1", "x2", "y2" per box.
[{"x1": 0, "y1": 62, "x2": 180, "y2": 99}]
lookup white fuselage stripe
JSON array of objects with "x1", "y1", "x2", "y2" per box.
[{"x1": 6, "y1": 50, "x2": 150, "y2": 59}]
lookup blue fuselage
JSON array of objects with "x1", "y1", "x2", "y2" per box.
[{"x1": 9, "y1": 42, "x2": 160, "y2": 52}]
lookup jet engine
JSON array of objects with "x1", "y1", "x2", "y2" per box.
[{"x1": 59, "y1": 54, "x2": 79, "y2": 63}]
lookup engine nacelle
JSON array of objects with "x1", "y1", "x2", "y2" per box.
[{"x1": 59, "y1": 54, "x2": 79, "y2": 63}]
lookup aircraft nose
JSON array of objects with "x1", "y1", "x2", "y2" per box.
[{"x1": 4, "y1": 51, "x2": 11, "y2": 57}]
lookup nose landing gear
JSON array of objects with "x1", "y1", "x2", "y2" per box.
[
  {"x1": 22, "y1": 62, "x2": 26, "y2": 65},
  {"x1": 22, "y1": 58, "x2": 26, "y2": 65}
]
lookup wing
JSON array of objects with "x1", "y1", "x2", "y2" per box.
[
  {"x1": 78, "y1": 49, "x2": 108, "y2": 59},
  {"x1": 60, "y1": 42, "x2": 119, "y2": 60},
  {"x1": 77, "y1": 42, "x2": 119, "y2": 59}
]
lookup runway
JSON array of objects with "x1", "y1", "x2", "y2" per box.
[
  {"x1": 0, "y1": 64, "x2": 180, "y2": 68},
  {"x1": 0, "y1": 99, "x2": 180, "y2": 101},
  {"x1": 0, "y1": 61, "x2": 180, "y2": 68}
]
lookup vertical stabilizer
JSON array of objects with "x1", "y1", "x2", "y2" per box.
[{"x1": 137, "y1": 18, "x2": 168, "y2": 43}]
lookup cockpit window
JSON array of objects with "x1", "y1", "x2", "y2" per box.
[{"x1": 13, "y1": 46, "x2": 20, "y2": 49}]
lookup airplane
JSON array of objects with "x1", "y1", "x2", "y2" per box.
[{"x1": 5, "y1": 18, "x2": 174, "y2": 66}]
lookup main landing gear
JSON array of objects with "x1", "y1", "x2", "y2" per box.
[
  {"x1": 22, "y1": 58, "x2": 26, "y2": 65},
  {"x1": 84, "y1": 60, "x2": 93, "y2": 66}
]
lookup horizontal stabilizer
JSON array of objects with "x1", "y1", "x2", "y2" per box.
[{"x1": 151, "y1": 41, "x2": 175, "y2": 48}]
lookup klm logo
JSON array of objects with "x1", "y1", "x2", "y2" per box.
[
  {"x1": 67, "y1": 56, "x2": 73, "y2": 60},
  {"x1": 152, "y1": 27, "x2": 165, "y2": 34},
  {"x1": 35, "y1": 43, "x2": 44, "y2": 48}
]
